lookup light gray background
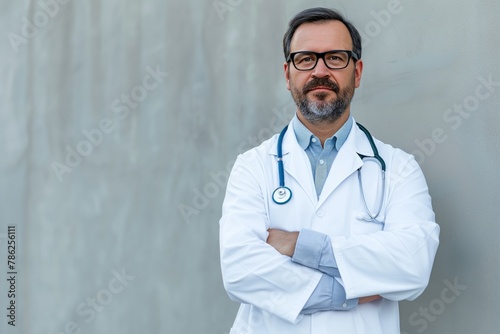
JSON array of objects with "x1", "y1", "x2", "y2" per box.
[{"x1": 0, "y1": 0, "x2": 498, "y2": 333}]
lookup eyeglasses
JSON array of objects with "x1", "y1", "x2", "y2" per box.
[{"x1": 287, "y1": 50, "x2": 359, "y2": 71}]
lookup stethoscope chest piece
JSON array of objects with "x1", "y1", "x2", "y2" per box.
[{"x1": 272, "y1": 186, "x2": 292, "y2": 204}]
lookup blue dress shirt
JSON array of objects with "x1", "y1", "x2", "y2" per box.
[{"x1": 290, "y1": 115, "x2": 359, "y2": 313}]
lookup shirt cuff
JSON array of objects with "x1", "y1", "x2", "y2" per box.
[
  {"x1": 292, "y1": 229, "x2": 326, "y2": 270},
  {"x1": 332, "y1": 278, "x2": 358, "y2": 311},
  {"x1": 301, "y1": 275, "x2": 333, "y2": 314},
  {"x1": 301, "y1": 275, "x2": 359, "y2": 314},
  {"x1": 292, "y1": 229, "x2": 340, "y2": 277}
]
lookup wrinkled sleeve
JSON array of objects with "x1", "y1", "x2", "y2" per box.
[
  {"x1": 293, "y1": 228, "x2": 340, "y2": 277},
  {"x1": 294, "y1": 229, "x2": 358, "y2": 312},
  {"x1": 332, "y1": 155, "x2": 440, "y2": 301},
  {"x1": 220, "y1": 155, "x2": 322, "y2": 324}
]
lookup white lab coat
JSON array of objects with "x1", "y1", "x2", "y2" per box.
[{"x1": 219, "y1": 119, "x2": 440, "y2": 334}]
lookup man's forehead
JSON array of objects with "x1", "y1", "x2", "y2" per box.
[{"x1": 290, "y1": 20, "x2": 353, "y2": 51}]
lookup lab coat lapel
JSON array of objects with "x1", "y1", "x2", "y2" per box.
[{"x1": 317, "y1": 121, "x2": 372, "y2": 207}]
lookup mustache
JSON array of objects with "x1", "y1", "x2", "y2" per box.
[{"x1": 302, "y1": 78, "x2": 340, "y2": 94}]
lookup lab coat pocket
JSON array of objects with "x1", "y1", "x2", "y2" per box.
[{"x1": 351, "y1": 211, "x2": 385, "y2": 235}]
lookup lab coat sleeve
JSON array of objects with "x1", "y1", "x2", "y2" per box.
[
  {"x1": 332, "y1": 153, "x2": 440, "y2": 301},
  {"x1": 219, "y1": 154, "x2": 322, "y2": 324}
]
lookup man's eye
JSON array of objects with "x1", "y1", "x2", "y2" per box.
[
  {"x1": 327, "y1": 55, "x2": 340, "y2": 61},
  {"x1": 297, "y1": 56, "x2": 315, "y2": 63}
]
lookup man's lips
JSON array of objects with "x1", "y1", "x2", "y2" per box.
[
  {"x1": 310, "y1": 86, "x2": 333, "y2": 91},
  {"x1": 307, "y1": 86, "x2": 335, "y2": 93}
]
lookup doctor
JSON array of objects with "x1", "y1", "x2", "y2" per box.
[{"x1": 220, "y1": 7, "x2": 439, "y2": 334}]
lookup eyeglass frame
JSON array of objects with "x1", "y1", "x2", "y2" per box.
[{"x1": 286, "y1": 50, "x2": 359, "y2": 71}]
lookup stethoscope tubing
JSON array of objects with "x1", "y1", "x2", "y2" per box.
[
  {"x1": 276, "y1": 125, "x2": 288, "y2": 187},
  {"x1": 357, "y1": 164, "x2": 385, "y2": 225},
  {"x1": 272, "y1": 122, "x2": 386, "y2": 224}
]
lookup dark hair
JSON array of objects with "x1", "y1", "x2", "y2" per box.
[{"x1": 282, "y1": 7, "x2": 362, "y2": 61}]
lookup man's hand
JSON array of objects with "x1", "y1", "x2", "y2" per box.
[
  {"x1": 267, "y1": 229, "x2": 382, "y2": 305},
  {"x1": 359, "y1": 295, "x2": 382, "y2": 304},
  {"x1": 266, "y1": 228, "x2": 299, "y2": 257}
]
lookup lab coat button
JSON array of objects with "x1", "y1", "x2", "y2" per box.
[{"x1": 317, "y1": 210, "x2": 325, "y2": 217}]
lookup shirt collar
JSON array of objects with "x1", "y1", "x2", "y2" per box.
[{"x1": 291, "y1": 114, "x2": 353, "y2": 151}]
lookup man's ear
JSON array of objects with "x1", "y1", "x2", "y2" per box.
[
  {"x1": 354, "y1": 59, "x2": 363, "y2": 88},
  {"x1": 284, "y1": 62, "x2": 291, "y2": 91}
]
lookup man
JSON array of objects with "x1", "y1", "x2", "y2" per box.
[{"x1": 219, "y1": 7, "x2": 439, "y2": 334}]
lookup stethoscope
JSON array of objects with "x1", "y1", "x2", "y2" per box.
[{"x1": 272, "y1": 122, "x2": 386, "y2": 225}]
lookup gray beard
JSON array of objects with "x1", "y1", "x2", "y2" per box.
[
  {"x1": 291, "y1": 74, "x2": 356, "y2": 124},
  {"x1": 297, "y1": 93, "x2": 350, "y2": 124},
  {"x1": 297, "y1": 90, "x2": 354, "y2": 124}
]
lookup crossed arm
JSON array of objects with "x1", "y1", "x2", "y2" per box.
[
  {"x1": 221, "y1": 154, "x2": 439, "y2": 322},
  {"x1": 267, "y1": 228, "x2": 381, "y2": 305}
]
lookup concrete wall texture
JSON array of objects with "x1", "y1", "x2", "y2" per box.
[{"x1": 0, "y1": 0, "x2": 498, "y2": 333}]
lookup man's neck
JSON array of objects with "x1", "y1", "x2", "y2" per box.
[{"x1": 296, "y1": 110, "x2": 351, "y2": 146}]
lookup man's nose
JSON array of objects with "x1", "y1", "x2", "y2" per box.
[{"x1": 311, "y1": 57, "x2": 331, "y2": 77}]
